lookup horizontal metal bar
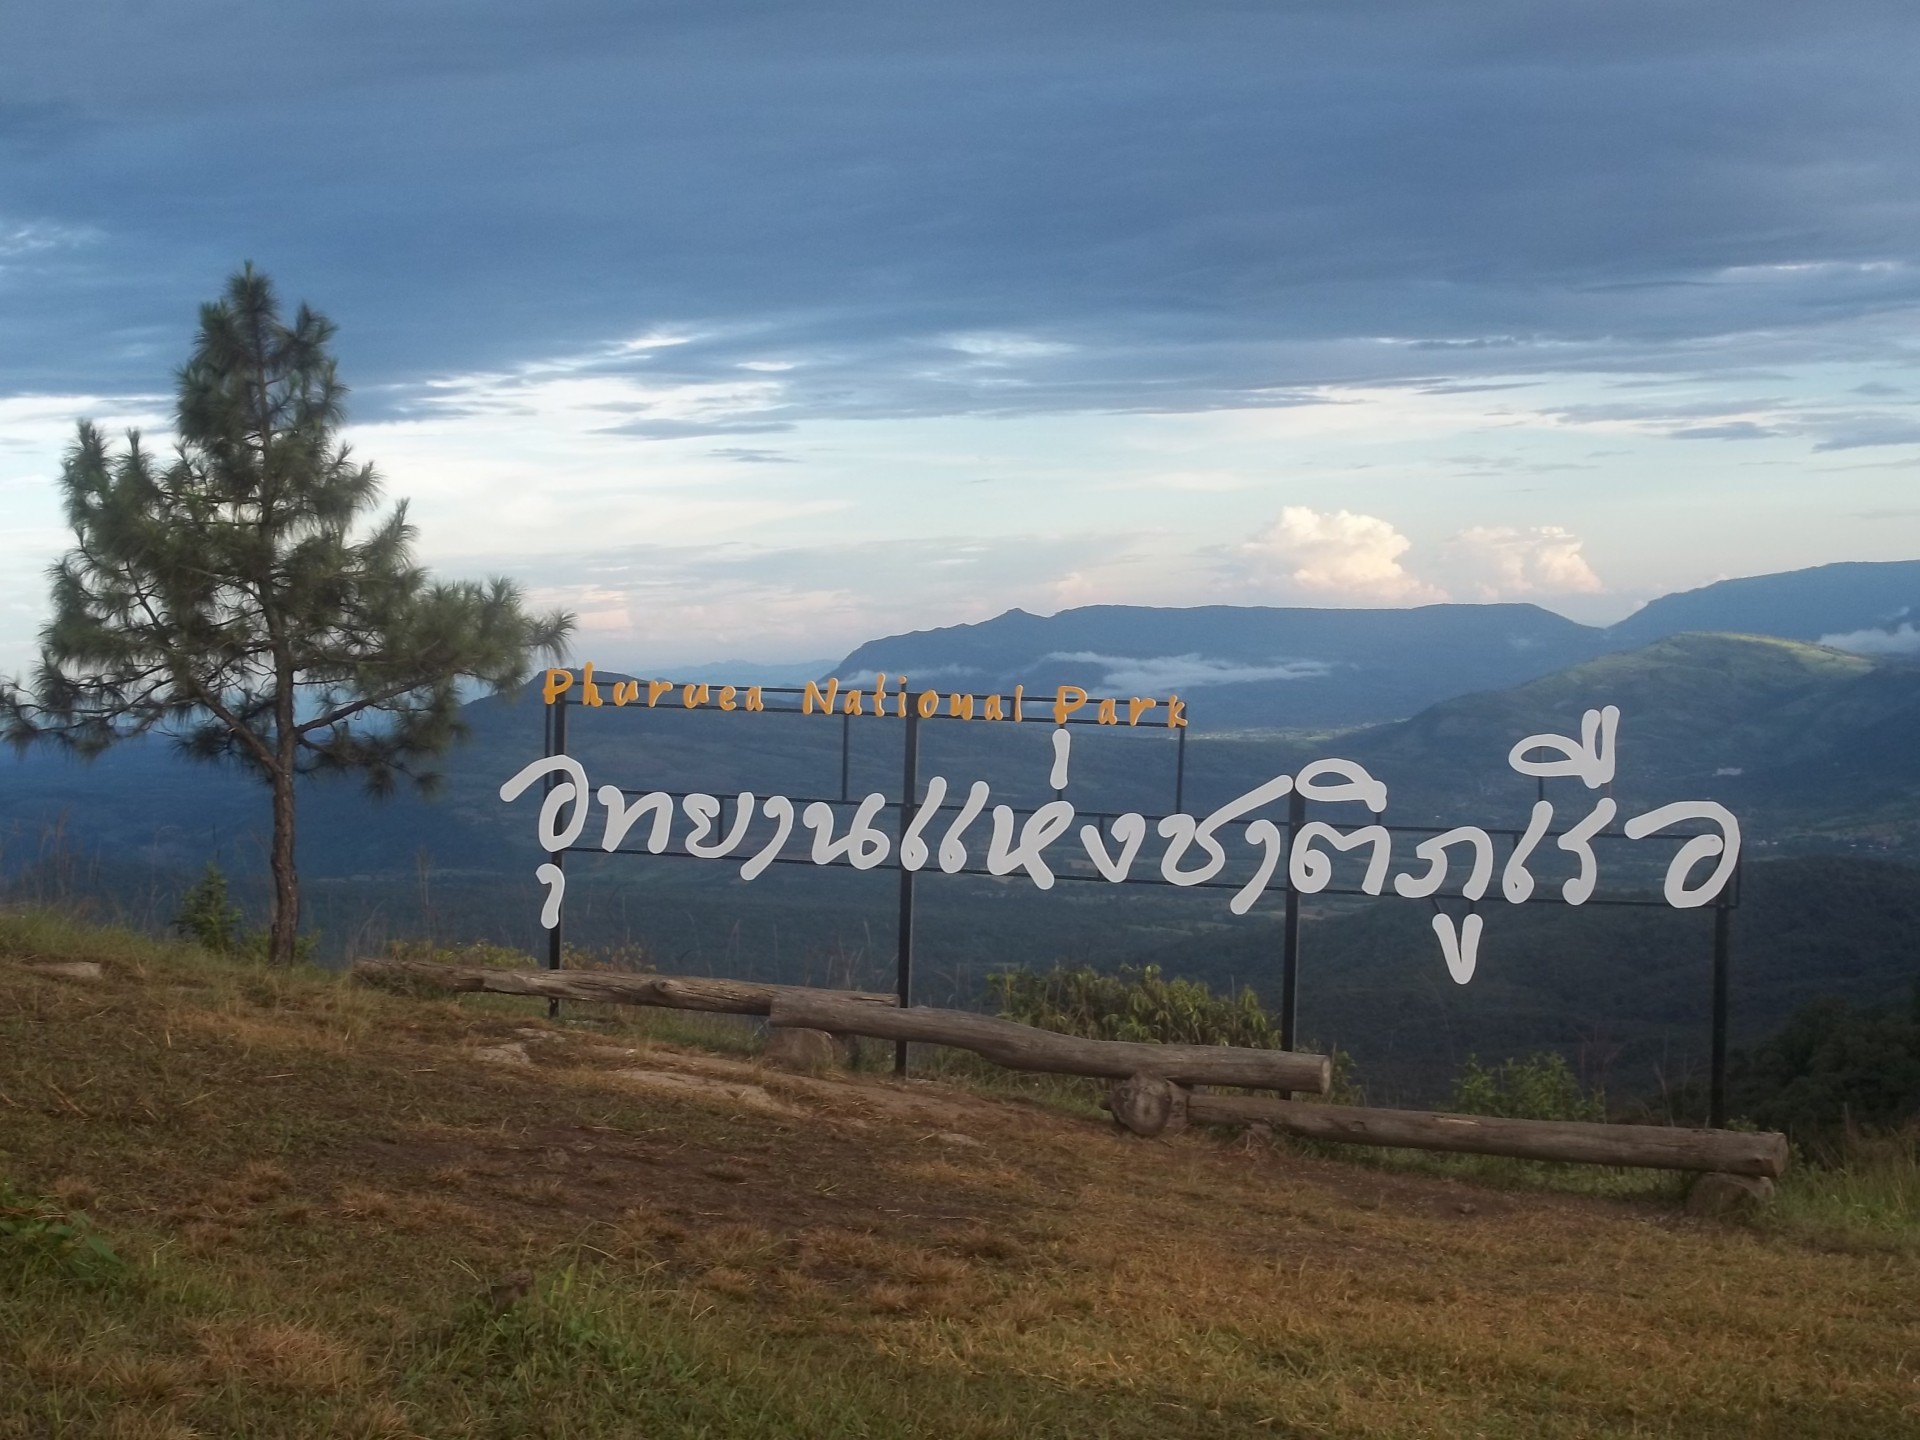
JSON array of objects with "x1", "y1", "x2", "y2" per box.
[
  {"x1": 584, "y1": 788, "x2": 1725, "y2": 842},
  {"x1": 553, "y1": 843, "x2": 1730, "y2": 908}
]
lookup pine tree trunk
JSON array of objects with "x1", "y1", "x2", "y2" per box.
[{"x1": 268, "y1": 765, "x2": 299, "y2": 965}]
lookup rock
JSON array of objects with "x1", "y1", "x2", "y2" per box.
[
  {"x1": 614, "y1": 1068, "x2": 807, "y2": 1118},
  {"x1": 31, "y1": 961, "x2": 104, "y2": 982},
  {"x1": 1107, "y1": 1073, "x2": 1189, "y2": 1138},
  {"x1": 763, "y1": 1026, "x2": 839, "y2": 1075},
  {"x1": 473, "y1": 1043, "x2": 533, "y2": 1067},
  {"x1": 1686, "y1": 1172, "x2": 1775, "y2": 1220}
]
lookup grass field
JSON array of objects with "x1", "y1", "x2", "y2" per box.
[{"x1": 3, "y1": 909, "x2": 1918, "y2": 1438}]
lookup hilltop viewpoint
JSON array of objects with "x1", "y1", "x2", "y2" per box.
[{"x1": 4, "y1": 911, "x2": 1918, "y2": 1439}]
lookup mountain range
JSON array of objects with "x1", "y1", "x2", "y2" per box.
[
  {"x1": 834, "y1": 558, "x2": 1920, "y2": 730},
  {"x1": 8, "y1": 557, "x2": 1920, "y2": 874}
]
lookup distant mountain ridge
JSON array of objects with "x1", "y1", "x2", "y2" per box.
[
  {"x1": 1606, "y1": 559, "x2": 1920, "y2": 651},
  {"x1": 832, "y1": 559, "x2": 1920, "y2": 731},
  {"x1": 1301, "y1": 632, "x2": 1920, "y2": 842},
  {"x1": 835, "y1": 602, "x2": 1605, "y2": 730}
]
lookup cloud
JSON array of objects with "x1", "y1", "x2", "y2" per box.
[
  {"x1": 1239, "y1": 507, "x2": 1443, "y2": 604},
  {"x1": 1669, "y1": 421, "x2": 1781, "y2": 441},
  {"x1": 1817, "y1": 623, "x2": 1920, "y2": 656},
  {"x1": 1044, "y1": 652, "x2": 1334, "y2": 691},
  {"x1": 465, "y1": 532, "x2": 1147, "y2": 667},
  {"x1": 405, "y1": 365, "x2": 791, "y2": 438},
  {"x1": 0, "y1": 219, "x2": 98, "y2": 259},
  {"x1": 1811, "y1": 420, "x2": 1920, "y2": 451},
  {"x1": 841, "y1": 663, "x2": 985, "y2": 686},
  {"x1": 941, "y1": 333, "x2": 1073, "y2": 360},
  {"x1": 4, "y1": 2, "x2": 1920, "y2": 670},
  {"x1": 1444, "y1": 525, "x2": 1604, "y2": 600},
  {"x1": 1544, "y1": 397, "x2": 1797, "y2": 438},
  {"x1": 10, "y1": 2, "x2": 1920, "y2": 412},
  {"x1": 1049, "y1": 570, "x2": 1108, "y2": 609}
]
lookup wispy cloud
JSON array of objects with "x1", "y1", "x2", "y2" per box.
[
  {"x1": 1811, "y1": 420, "x2": 1920, "y2": 451},
  {"x1": 1818, "y1": 622, "x2": 1920, "y2": 656},
  {"x1": 1670, "y1": 421, "x2": 1781, "y2": 441},
  {"x1": 1044, "y1": 651, "x2": 1335, "y2": 691},
  {"x1": 0, "y1": 219, "x2": 99, "y2": 259}
]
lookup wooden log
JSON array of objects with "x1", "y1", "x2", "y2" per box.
[
  {"x1": 1183, "y1": 1093, "x2": 1788, "y2": 1178},
  {"x1": 351, "y1": 958, "x2": 898, "y2": 1016},
  {"x1": 1107, "y1": 1073, "x2": 1189, "y2": 1138},
  {"x1": 767, "y1": 992, "x2": 1333, "y2": 1093}
]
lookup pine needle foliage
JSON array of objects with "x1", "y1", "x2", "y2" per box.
[{"x1": 0, "y1": 265, "x2": 572, "y2": 962}]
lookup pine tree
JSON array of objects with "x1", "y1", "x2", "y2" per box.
[{"x1": 1, "y1": 265, "x2": 573, "y2": 963}]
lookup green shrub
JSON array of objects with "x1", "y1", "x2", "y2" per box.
[
  {"x1": 989, "y1": 963, "x2": 1279, "y2": 1049},
  {"x1": 172, "y1": 861, "x2": 319, "y2": 962},
  {"x1": 1449, "y1": 1052, "x2": 1605, "y2": 1122},
  {"x1": 172, "y1": 861, "x2": 243, "y2": 953},
  {"x1": 1730, "y1": 996, "x2": 1920, "y2": 1151}
]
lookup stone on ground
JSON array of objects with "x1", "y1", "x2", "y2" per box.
[
  {"x1": 762, "y1": 1026, "x2": 840, "y2": 1075},
  {"x1": 1686, "y1": 1172, "x2": 1775, "y2": 1220}
]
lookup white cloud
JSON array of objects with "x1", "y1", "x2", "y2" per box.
[
  {"x1": 1050, "y1": 570, "x2": 1107, "y2": 608},
  {"x1": 1818, "y1": 623, "x2": 1920, "y2": 657},
  {"x1": 941, "y1": 333, "x2": 1072, "y2": 360},
  {"x1": 1045, "y1": 651, "x2": 1333, "y2": 691},
  {"x1": 1141, "y1": 469, "x2": 1253, "y2": 493},
  {"x1": 1445, "y1": 525, "x2": 1604, "y2": 599},
  {"x1": 347, "y1": 365, "x2": 836, "y2": 560},
  {"x1": 0, "y1": 220, "x2": 101, "y2": 259},
  {"x1": 410, "y1": 368, "x2": 785, "y2": 431},
  {"x1": 602, "y1": 332, "x2": 695, "y2": 359},
  {"x1": 1239, "y1": 506, "x2": 1443, "y2": 604},
  {"x1": 490, "y1": 532, "x2": 1139, "y2": 667},
  {"x1": 842, "y1": 663, "x2": 984, "y2": 686}
]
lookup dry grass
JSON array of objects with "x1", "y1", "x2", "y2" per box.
[{"x1": 3, "y1": 905, "x2": 1918, "y2": 1438}]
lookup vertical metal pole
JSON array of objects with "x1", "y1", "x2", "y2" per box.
[
  {"x1": 546, "y1": 687, "x2": 569, "y2": 1020},
  {"x1": 1280, "y1": 788, "x2": 1304, "y2": 1052},
  {"x1": 840, "y1": 711, "x2": 851, "y2": 803},
  {"x1": 894, "y1": 710, "x2": 920, "y2": 1075},
  {"x1": 1174, "y1": 726, "x2": 1188, "y2": 813},
  {"x1": 1709, "y1": 880, "x2": 1733, "y2": 1128}
]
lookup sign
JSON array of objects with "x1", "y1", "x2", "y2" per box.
[{"x1": 500, "y1": 670, "x2": 1741, "y2": 988}]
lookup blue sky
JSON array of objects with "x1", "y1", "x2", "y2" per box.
[{"x1": 3, "y1": 0, "x2": 1918, "y2": 672}]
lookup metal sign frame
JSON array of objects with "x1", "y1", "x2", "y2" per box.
[{"x1": 534, "y1": 681, "x2": 1742, "y2": 1123}]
